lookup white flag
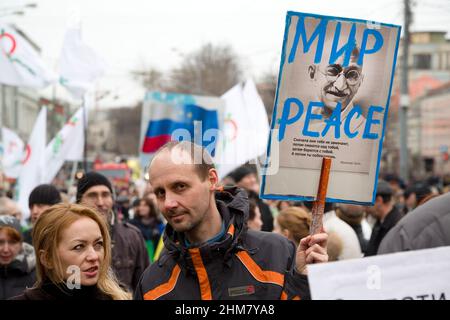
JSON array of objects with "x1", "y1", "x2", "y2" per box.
[
  {"x1": 16, "y1": 107, "x2": 47, "y2": 221},
  {"x1": 216, "y1": 79, "x2": 270, "y2": 179},
  {"x1": 242, "y1": 79, "x2": 270, "y2": 157},
  {"x1": 0, "y1": 25, "x2": 56, "y2": 88},
  {"x1": 59, "y1": 27, "x2": 106, "y2": 99},
  {"x1": 42, "y1": 107, "x2": 85, "y2": 184},
  {"x1": 216, "y1": 83, "x2": 247, "y2": 179},
  {"x1": 1, "y1": 127, "x2": 25, "y2": 179}
]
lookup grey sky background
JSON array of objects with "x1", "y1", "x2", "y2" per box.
[{"x1": 1, "y1": 0, "x2": 449, "y2": 107}]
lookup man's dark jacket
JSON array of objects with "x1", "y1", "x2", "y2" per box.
[
  {"x1": 365, "y1": 206, "x2": 403, "y2": 256},
  {"x1": 134, "y1": 187, "x2": 310, "y2": 300},
  {"x1": 111, "y1": 221, "x2": 149, "y2": 292}
]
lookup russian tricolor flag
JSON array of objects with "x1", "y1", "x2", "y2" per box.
[{"x1": 141, "y1": 101, "x2": 219, "y2": 154}]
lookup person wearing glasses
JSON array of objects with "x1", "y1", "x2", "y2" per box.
[
  {"x1": 302, "y1": 41, "x2": 379, "y2": 174},
  {"x1": 307, "y1": 44, "x2": 365, "y2": 135}
]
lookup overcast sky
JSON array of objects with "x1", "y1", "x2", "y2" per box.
[{"x1": 2, "y1": 0, "x2": 450, "y2": 106}]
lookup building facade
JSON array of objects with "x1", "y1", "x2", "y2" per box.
[{"x1": 383, "y1": 31, "x2": 450, "y2": 179}]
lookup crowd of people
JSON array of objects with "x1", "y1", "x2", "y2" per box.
[{"x1": 1, "y1": 141, "x2": 449, "y2": 300}]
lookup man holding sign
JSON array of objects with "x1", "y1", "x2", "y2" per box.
[{"x1": 135, "y1": 141, "x2": 328, "y2": 300}]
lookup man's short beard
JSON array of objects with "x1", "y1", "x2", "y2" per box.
[{"x1": 171, "y1": 211, "x2": 199, "y2": 233}]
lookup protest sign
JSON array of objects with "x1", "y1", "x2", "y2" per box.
[
  {"x1": 260, "y1": 12, "x2": 401, "y2": 205},
  {"x1": 139, "y1": 91, "x2": 224, "y2": 169},
  {"x1": 308, "y1": 246, "x2": 450, "y2": 300}
]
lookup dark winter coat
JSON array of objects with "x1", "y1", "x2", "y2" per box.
[
  {"x1": 134, "y1": 187, "x2": 310, "y2": 300},
  {"x1": 10, "y1": 280, "x2": 112, "y2": 300},
  {"x1": 111, "y1": 221, "x2": 150, "y2": 292},
  {"x1": 365, "y1": 206, "x2": 403, "y2": 256},
  {"x1": 0, "y1": 243, "x2": 36, "y2": 300}
]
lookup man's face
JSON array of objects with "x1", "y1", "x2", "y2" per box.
[
  {"x1": 236, "y1": 173, "x2": 259, "y2": 193},
  {"x1": 247, "y1": 206, "x2": 263, "y2": 231},
  {"x1": 405, "y1": 193, "x2": 417, "y2": 210},
  {"x1": 149, "y1": 150, "x2": 216, "y2": 234},
  {"x1": 365, "y1": 196, "x2": 383, "y2": 219},
  {"x1": 311, "y1": 56, "x2": 363, "y2": 112},
  {"x1": 30, "y1": 204, "x2": 51, "y2": 225},
  {"x1": 80, "y1": 185, "x2": 114, "y2": 222}
]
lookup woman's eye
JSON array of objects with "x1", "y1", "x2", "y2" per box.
[
  {"x1": 95, "y1": 242, "x2": 104, "y2": 249},
  {"x1": 73, "y1": 244, "x2": 83, "y2": 250}
]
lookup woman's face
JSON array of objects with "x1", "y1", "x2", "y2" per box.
[
  {"x1": 0, "y1": 229, "x2": 21, "y2": 266},
  {"x1": 56, "y1": 217, "x2": 105, "y2": 286},
  {"x1": 138, "y1": 200, "x2": 151, "y2": 218}
]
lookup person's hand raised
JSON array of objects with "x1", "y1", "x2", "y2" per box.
[{"x1": 295, "y1": 232, "x2": 328, "y2": 275}]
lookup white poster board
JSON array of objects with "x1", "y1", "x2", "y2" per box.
[
  {"x1": 308, "y1": 246, "x2": 450, "y2": 300},
  {"x1": 260, "y1": 12, "x2": 401, "y2": 205}
]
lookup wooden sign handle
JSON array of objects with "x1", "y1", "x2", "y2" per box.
[{"x1": 310, "y1": 157, "x2": 332, "y2": 235}]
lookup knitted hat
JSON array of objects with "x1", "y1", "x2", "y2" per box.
[
  {"x1": 0, "y1": 215, "x2": 22, "y2": 234},
  {"x1": 76, "y1": 172, "x2": 113, "y2": 203},
  {"x1": 28, "y1": 184, "x2": 62, "y2": 209}
]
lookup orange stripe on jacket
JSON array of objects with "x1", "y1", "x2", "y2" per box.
[
  {"x1": 280, "y1": 291, "x2": 300, "y2": 300},
  {"x1": 189, "y1": 248, "x2": 213, "y2": 300},
  {"x1": 236, "y1": 251, "x2": 285, "y2": 287},
  {"x1": 227, "y1": 224, "x2": 235, "y2": 236},
  {"x1": 143, "y1": 264, "x2": 181, "y2": 300}
]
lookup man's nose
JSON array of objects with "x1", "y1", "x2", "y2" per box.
[
  {"x1": 164, "y1": 194, "x2": 179, "y2": 211},
  {"x1": 96, "y1": 195, "x2": 105, "y2": 206},
  {"x1": 334, "y1": 73, "x2": 347, "y2": 90}
]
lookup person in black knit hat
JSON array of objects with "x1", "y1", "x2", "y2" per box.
[
  {"x1": 23, "y1": 184, "x2": 62, "y2": 244},
  {"x1": 76, "y1": 171, "x2": 149, "y2": 292},
  {"x1": 76, "y1": 172, "x2": 114, "y2": 204}
]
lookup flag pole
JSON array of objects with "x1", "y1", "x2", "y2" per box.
[
  {"x1": 82, "y1": 95, "x2": 88, "y2": 173},
  {"x1": 309, "y1": 157, "x2": 332, "y2": 235},
  {"x1": 0, "y1": 84, "x2": 4, "y2": 194}
]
